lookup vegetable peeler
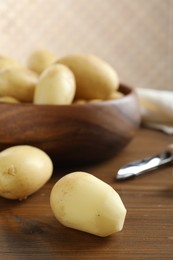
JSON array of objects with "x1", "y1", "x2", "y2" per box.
[{"x1": 116, "y1": 144, "x2": 173, "y2": 180}]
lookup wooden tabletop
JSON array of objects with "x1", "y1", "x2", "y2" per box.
[{"x1": 1, "y1": 128, "x2": 173, "y2": 260}]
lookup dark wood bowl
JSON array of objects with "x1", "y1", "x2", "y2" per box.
[{"x1": 0, "y1": 84, "x2": 141, "y2": 166}]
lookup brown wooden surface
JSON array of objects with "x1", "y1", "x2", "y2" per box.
[{"x1": 0, "y1": 128, "x2": 173, "y2": 260}]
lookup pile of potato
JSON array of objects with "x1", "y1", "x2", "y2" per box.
[{"x1": 0, "y1": 49, "x2": 123, "y2": 105}]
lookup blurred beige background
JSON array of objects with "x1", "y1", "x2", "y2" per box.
[{"x1": 0, "y1": 0, "x2": 172, "y2": 90}]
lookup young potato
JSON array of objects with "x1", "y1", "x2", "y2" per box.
[
  {"x1": 34, "y1": 64, "x2": 76, "y2": 105},
  {"x1": 73, "y1": 99, "x2": 87, "y2": 104},
  {"x1": 0, "y1": 96, "x2": 20, "y2": 103},
  {"x1": 108, "y1": 91, "x2": 124, "y2": 100},
  {"x1": 0, "y1": 145, "x2": 53, "y2": 200},
  {"x1": 57, "y1": 54, "x2": 120, "y2": 100},
  {"x1": 27, "y1": 49, "x2": 57, "y2": 74},
  {"x1": 50, "y1": 172, "x2": 127, "y2": 237},
  {"x1": 0, "y1": 67, "x2": 38, "y2": 102},
  {"x1": 88, "y1": 99, "x2": 103, "y2": 103},
  {"x1": 0, "y1": 55, "x2": 22, "y2": 70}
]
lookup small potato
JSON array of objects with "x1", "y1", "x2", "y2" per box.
[
  {"x1": 57, "y1": 54, "x2": 119, "y2": 100},
  {"x1": 0, "y1": 67, "x2": 38, "y2": 102},
  {"x1": 50, "y1": 172, "x2": 127, "y2": 237},
  {"x1": 34, "y1": 64, "x2": 76, "y2": 105},
  {"x1": 88, "y1": 99, "x2": 103, "y2": 103},
  {"x1": 107, "y1": 91, "x2": 124, "y2": 100},
  {"x1": 73, "y1": 99, "x2": 87, "y2": 104},
  {"x1": 0, "y1": 55, "x2": 22, "y2": 70},
  {"x1": 0, "y1": 96, "x2": 20, "y2": 103},
  {"x1": 0, "y1": 145, "x2": 53, "y2": 200},
  {"x1": 27, "y1": 49, "x2": 57, "y2": 74}
]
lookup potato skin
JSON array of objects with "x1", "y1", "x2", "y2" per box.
[
  {"x1": 34, "y1": 64, "x2": 76, "y2": 105},
  {"x1": 0, "y1": 96, "x2": 20, "y2": 103},
  {"x1": 0, "y1": 145, "x2": 53, "y2": 200},
  {"x1": 57, "y1": 54, "x2": 119, "y2": 100},
  {"x1": 0, "y1": 67, "x2": 38, "y2": 102},
  {"x1": 0, "y1": 55, "x2": 22, "y2": 70},
  {"x1": 27, "y1": 49, "x2": 57, "y2": 74},
  {"x1": 50, "y1": 171, "x2": 126, "y2": 237}
]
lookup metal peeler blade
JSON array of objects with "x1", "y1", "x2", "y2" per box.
[{"x1": 116, "y1": 144, "x2": 173, "y2": 180}]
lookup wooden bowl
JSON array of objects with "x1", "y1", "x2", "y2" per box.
[{"x1": 0, "y1": 84, "x2": 141, "y2": 166}]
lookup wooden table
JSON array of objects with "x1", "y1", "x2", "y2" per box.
[{"x1": 1, "y1": 128, "x2": 173, "y2": 260}]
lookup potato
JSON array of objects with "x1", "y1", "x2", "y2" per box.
[
  {"x1": 73, "y1": 99, "x2": 87, "y2": 104},
  {"x1": 50, "y1": 172, "x2": 126, "y2": 237},
  {"x1": 88, "y1": 99, "x2": 103, "y2": 103},
  {"x1": 0, "y1": 67, "x2": 38, "y2": 102},
  {"x1": 0, "y1": 55, "x2": 22, "y2": 70},
  {"x1": 27, "y1": 49, "x2": 57, "y2": 74},
  {"x1": 57, "y1": 54, "x2": 119, "y2": 100},
  {"x1": 108, "y1": 91, "x2": 124, "y2": 100},
  {"x1": 0, "y1": 96, "x2": 20, "y2": 103},
  {"x1": 0, "y1": 145, "x2": 53, "y2": 200},
  {"x1": 34, "y1": 64, "x2": 76, "y2": 105}
]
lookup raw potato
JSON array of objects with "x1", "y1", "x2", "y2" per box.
[
  {"x1": 28, "y1": 49, "x2": 57, "y2": 74},
  {"x1": 0, "y1": 55, "x2": 22, "y2": 70},
  {"x1": 57, "y1": 54, "x2": 119, "y2": 100},
  {"x1": 0, "y1": 145, "x2": 53, "y2": 200},
  {"x1": 0, "y1": 67, "x2": 38, "y2": 102},
  {"x1": 50, "y1": 172, "x2": 127, "y2": 237},
  {"x1": 108, "y1": 91, "x2": 124, "y2": 100},
  {"x1": 88, "y1": 99, "x2": 103, "y2": 103},
  {"x1": 0, "y1": 96, "x2": 20, "y2": 103},
  {"x1": 34, "y1": 64, "x2": 76, "y2": 105},
  {"x1": 73, "y1": 99, "x2": 87, "y2": 104}
]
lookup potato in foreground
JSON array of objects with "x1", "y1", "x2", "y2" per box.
[
  {"x1": 50, "y1": 172, "x2": 126, "y2": 237},
  {"x1": 0, "y1": 145, "x2": 53, "y2": 200}
]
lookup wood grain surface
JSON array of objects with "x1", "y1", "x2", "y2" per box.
[{"x1": 0, "y1": 128, "x2": 173, "y2": 260}]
